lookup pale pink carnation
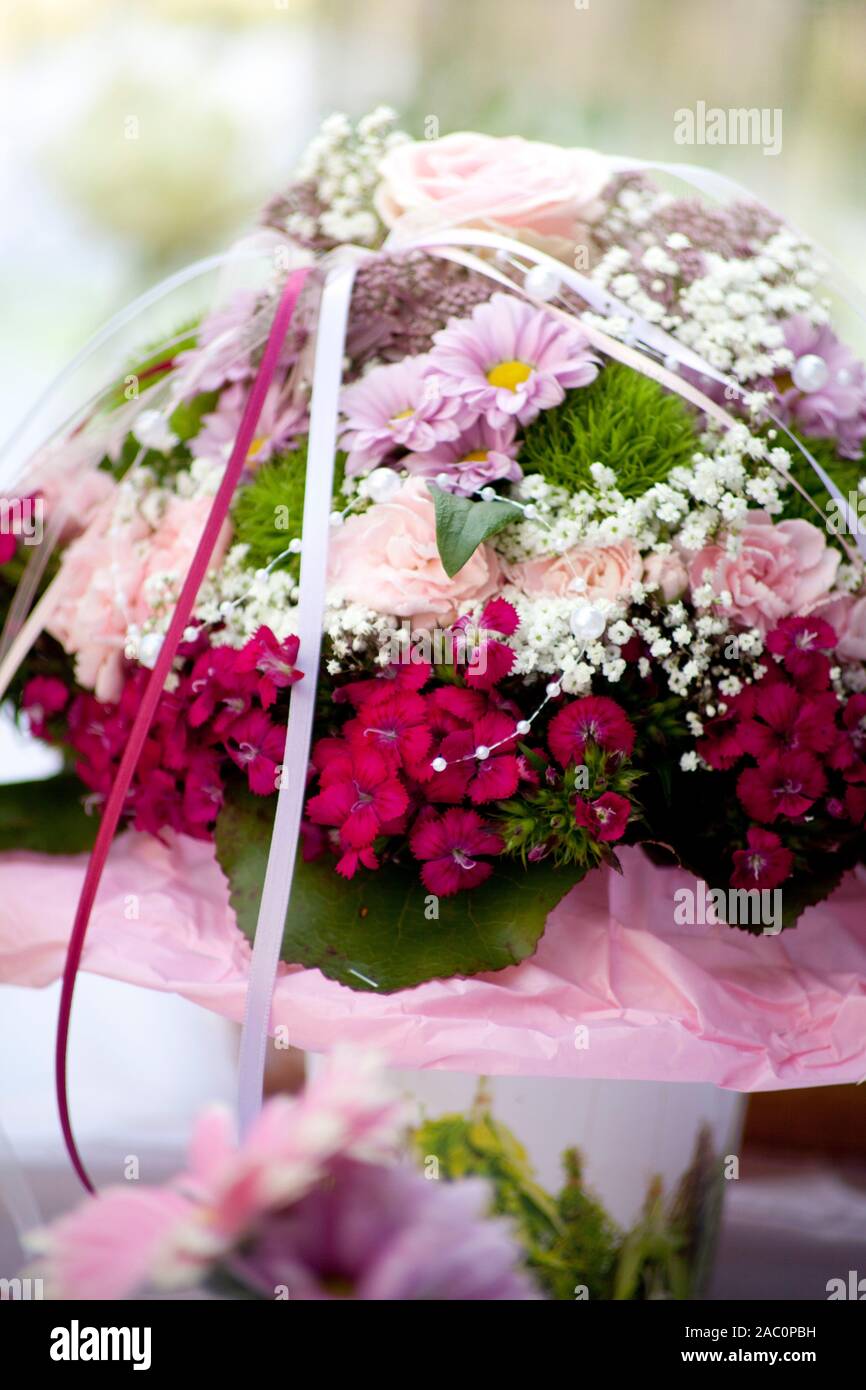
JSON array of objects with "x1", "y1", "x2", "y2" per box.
[
  {"x1": 688, "y1": 512, "x2": 840, "y2": 634},
  {"x1": 643, "y1": 549, "x2": 689, "y2": 602},
  {"x1": 507, "y1": 539, "x2": 642, "y2": 603},
  {"x1": 327, "y1": 476, "x2": 502, "y2": 626},
  {"x1": 426, "y1": 293, "x2": 598, "y2": 430},
  {"x1": 813, "y1": 591, "x2": 866, "y2": 663},
  {"x1": 47, "y1": 493, "x2": 231, "y2": 701}
]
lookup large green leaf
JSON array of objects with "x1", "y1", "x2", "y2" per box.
[
  {"x1": 428, "y1": 484, "x2": 521, "y2": 578},
  {"x1": 215, "y1": 789, "x2": 583, "y2": 993},
  {"x1": 0, "y1": 774, "x2": 99, "y2": 854}
]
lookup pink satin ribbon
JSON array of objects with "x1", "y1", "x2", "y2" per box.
[{"x1": 55, "y1": 267, "x2": 311, "y2": 1193}]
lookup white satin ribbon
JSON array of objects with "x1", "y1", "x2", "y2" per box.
[{"x1": 236, "y1": 251, "x2": 363, "y2": 1137}]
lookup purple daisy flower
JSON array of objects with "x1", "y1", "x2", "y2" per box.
[
  {"x1": 775, "y1": 316, "x2": 866, "y2": 460},
  {"x1": 339, "y1": 355, "x2": 469, "y2": 476},
  {"x1": 191, "y1": 381, "x2": 307, "y2": 466},
  {"x1": 403, "y1": 416, "x2": 522, "y2": 495},
  {"x1": 227, "y1": 1157, "x2": 538, "y2": 1301},
  {"x1": 425, "y1": 292, "x2": 599, "y2": 429}
]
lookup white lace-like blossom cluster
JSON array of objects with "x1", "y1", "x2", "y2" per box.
[
  {"x1": 499, "y1": 423, "x2": 790, "y2": 561},
  {"x1": 588, "y1": 183, "x2": 828, "y2": 384},
  {"x1": 287, "y1": 107, "x2": 409, "y2": 247}
]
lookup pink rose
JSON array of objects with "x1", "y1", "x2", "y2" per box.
[
  {"x1": 376, "y1": 132, "x2": 611, "y2": 251},
  {"x1": 813, "y1": 592, "x2": 866, "y2": 662},
  {"x1": 47, "y1": 494, "x2": 231, "y2": 701},
  {"x1": 506, "y1": 540, "x2": 642, "y2": 603},
  {"x1": 687, "y1": 512, "x2": 840, "y2": 634},
  {"x1": 326, "y1": 477, "x2": 501, "y2": 627},
  {"x1": 643, "y1": 549, "x2": 688, "y2": 602}
]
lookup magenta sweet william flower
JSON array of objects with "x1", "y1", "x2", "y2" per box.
[
  {"x1": 737, "y1": 682, "x2": 839, "y2": 760},
  {"x1": 306, "y1": 746, "x2": 409, "y2": 862},
  {"x1": 426, "y1": 292, "x2": 599, "y2": 429},
  {"x1": 334, "y1": 658, "x2": 432, "y2": 709},
  {"x1": 339, "y1": 354, "x2": 468, "y2": 475},
  {"x1": 429, "y1": 711, "x2": 521, "y2": 805},
  {"x1": 186, "y1": 645, "x2": 257, "y2": 733},
  {"x1": 765, "y1": 616, "x2": 836, "y2": 687},
  {"x1": 774, "y1": 316, "x2": 866, "y2": 460},
  {"x1": 731, "y1": 827, "x2": 794, "y2": 890},
  {"x1": 0, "y1": 530, "x2": 17, "y2": 564},
  {"x1": 737, "y1": 750, "x2": 827, "y2": 823},
  {"x1": 343, "y1": 691, "x2": 431, "y2": 777},
  {"x1": 844, "y1": 784, "x2": 866, "y2": 824},
  {"x1": 235, "y1": 626, "x2": 302, "y2": 709},
  {"x1": 828, "y1": 693, "x2": 866, "y2": 781},
  {"x1": 410, "y1": 807, "x2": 502, "y2": 895},
  {"x1": 452, "y1": 597, "x2": 519, "y2": 690},
  {"x1": 547, "y1": 695, "x2": 635, "y2": 767},
  {"x1": 225, "y1": 710, "x2": 286, "y2": 795},
  {"x1": 574, "y1": 791, "x2": 631, "y2": 842},
  {"x1": 21, "y1": 676, "x2": 69, "y2": 737}
]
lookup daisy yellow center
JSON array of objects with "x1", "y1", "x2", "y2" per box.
[
  {"x1": 390, "y1": 407, "x2": 415, "y2": 423},
  {"x1": 486, "y1": 359, "x2": 532, "y2": 391},
  {"x1": 247, "y1": 436, "x2": 266, "y2": 462},
  {"x1": 463, "y1": 450, "x2": 489, "y2": 462}
]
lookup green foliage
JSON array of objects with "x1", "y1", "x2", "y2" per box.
[
  {"x1": 410, "y1": 1102, "x2": 621, "y2": 1301},
  {"x1": 494, "y1": 743, "x2": 643, "y2": 869},
  {"x1": 214, "y1": 785, "x2": 584, "y2": 992},
  {"x1": 519, "y1": 362, "x2": 700, "y2": 496},
  {"x1": 612, "y1": 1176, "x2": 690, "y2": 1301},
  {"x1": 428, "y1": 483, "x2": 521, "y2": 577},
  {"x1": 232, "y1": 444, "x2": 347, "y2": 576},
  {"x1": 536, "y1": 1149, "x2": 623, "y2": 1301},
  {"x1": 411, "y1": 1097, "x2": 722, "y2": 1301},
  {"x1": 0, "y1": 774, "x2": 98, "y2": 855}
]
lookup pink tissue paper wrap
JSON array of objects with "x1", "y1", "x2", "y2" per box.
[{"x1": 1, "y1": 833, "x2": 864, "y2": 1092}]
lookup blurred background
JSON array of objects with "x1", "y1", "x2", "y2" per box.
[{"x1": 1, "y1": 0, "x2": 864, "y2": 1299}]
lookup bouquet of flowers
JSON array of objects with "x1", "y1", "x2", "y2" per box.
[{"x1": 2, "y1": 109, "x2": 865, "y2": 1012}]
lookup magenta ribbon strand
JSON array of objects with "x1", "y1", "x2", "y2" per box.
[{"x1": 55, "y1": 267, "x2": 311, "y2": 1193}]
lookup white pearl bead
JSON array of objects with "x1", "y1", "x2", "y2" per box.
[
  {"x1": 524, "y1": 503, "x2": 539, "y2": 519},
  {"x1": 138, "y1": 633, "x2": 164, "y2": 668},
  {"x1": 474, "y1": 745, "x2": 490, "y2": 761},
  {"x1": 792, "y1": 353, "x2": 830, "y2": 394},
  {"x1": 516, "y1": 720, "x2": 531, "y2": 735},
  {"x1": 288, "y1": 538, "x2": 302, "y2": 554},
  {"x1": 524, "y1": 264, "x2": 562, "y2": 301},
  {"x1": 254, "y1": 569, "x2": 268, "y2": 582},
  {"x1": 480, "y1": 486, "x2": 496, "y2": 502},
  {"x1": 431, "y1": 756, "x2": 447, "y2": 773},
  {"x1": 219, "y1": 601, "x2": 234, "y2": 618},
  {"x1": 570, "y1": 602, "x2": 607, "y2": 641},
  {"x1": 182, "y1": 626, "x2": 200, "y2": 644},
  {"x1": 434, "y1": 472, "x2": 453, "y2": 490},
  {"x1": 546, "y1": 682, "x2": 561, "y2": 698},
  {"x1": 365, "y1": 467, "x2": 402, "y2": 503},
  {"x1": 329, "y1": 510, "x2": 344, "y2": 527},
  {"x1": 836, "y1": 367, "x2": 852, "y2": 388}
]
